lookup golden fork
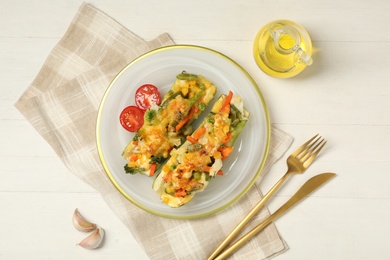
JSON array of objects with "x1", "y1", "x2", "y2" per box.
[{"x1": 208, "y1": 134, "x2": 326, "y2": 260}]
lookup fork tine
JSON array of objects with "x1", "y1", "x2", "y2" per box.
[
  {"x1": 291, "y1": 134, "x2": 319, "y2": 156},
  {"x1": 303, "y1": 140, "x2": 327, "y2": 167},
  {"x1": 299, "y1": 137, "x2": 324, "y2": 161}
]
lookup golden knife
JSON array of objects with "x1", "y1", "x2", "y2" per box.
[{"x1": 211, "y1": 172, "x2": 336, "y2": 260}]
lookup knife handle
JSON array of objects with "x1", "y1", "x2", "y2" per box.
[
  {"x1": 213, "y1": 214, "x2": 273, "y2": 260},
  {"x1": 207, "y1": 173, "x2": 291, "y2": 260}
]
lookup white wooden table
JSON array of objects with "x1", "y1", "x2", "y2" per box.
[{"x1": 1, "y1": 0, "x2": 389, "y2": 259}]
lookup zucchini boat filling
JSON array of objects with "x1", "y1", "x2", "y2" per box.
[
  {"x1": 153, "y1": 91, "x2": 249, "y2": 207},
  {"x1": 122, "y1": 72, "x2": 217, "y2": 176}
]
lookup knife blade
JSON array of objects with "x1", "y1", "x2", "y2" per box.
[{"x1": 213, "y1": 172, "x2": 336, "y2": 260}]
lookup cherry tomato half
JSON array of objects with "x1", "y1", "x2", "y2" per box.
[
  {"x1": 135, "y1": 84, "x2": 161, "y2": 110},
  {"x1": 119, "y1": 106, "x2": 144, "y2": 132}
]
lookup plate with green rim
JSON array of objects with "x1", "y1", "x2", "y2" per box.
[{"x1": 96, "y1": 45, "x2": 270, "y2": 219}]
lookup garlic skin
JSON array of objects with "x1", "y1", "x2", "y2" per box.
[
  {"x1": 78, "y1": 227, "x2": 105, "y2": 249},
  {"x1": 72, "y1": 208, "x2": 97, "y2": 232}
]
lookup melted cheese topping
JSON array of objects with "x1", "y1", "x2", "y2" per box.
[
  {"x1": 122, "y1": 74, "x2": 217, "y2": 175},
  {"x1": 157, "y1": 95, "x2": 234, "y2": 207}
]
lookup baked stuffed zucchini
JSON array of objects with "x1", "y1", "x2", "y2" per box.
[
  {"x1": 152, "y1": 91, "x2": 249, "y2": 207},
  {"x1": 122, "y1": 72, "x2": 217, "y2": 176}
]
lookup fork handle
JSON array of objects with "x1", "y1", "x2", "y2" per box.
[
  {"x1": 207, "y1": 172, "x2": 291, "y2": 260},
  {"x1": 214, "y1": 217, "x2": 272, "y2": 260}
]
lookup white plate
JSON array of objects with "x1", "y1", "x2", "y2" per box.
[{"x1": 96, "y1": 45, "x2": 270, "y2": 219}]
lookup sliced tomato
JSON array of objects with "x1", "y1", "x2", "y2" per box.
[
  {"x1": 135, "y1": 84, "x2": 161, "y2": 110},
  {"x1": 120, "y1": 106, "x2": 144, "y2": 132}
]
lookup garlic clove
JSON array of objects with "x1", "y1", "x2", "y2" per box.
[
  {"x1": 72, "y1": 208, "x2": 97, "y2": 232},
  {"x1": 78, "y1": 227, "x2": 105, "y2": 249}
]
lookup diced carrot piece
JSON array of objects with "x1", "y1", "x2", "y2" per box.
[
  {"x1": 186, "y1": 136, "x2": 198, "y2": 144},
  {"x1": 203, "y1": 166, "x2": 223, "y2": 175},
  {"x1": 163, "y1": 172, "x2": 172, "y2": 182},
  {"x1": 220, "y1": 146, "x2": 233, "y2": 160},
  {"x1": 175, "y1": 117, "x2": 189, "y2": 131},
  {"x1": 175, "y1": 189, "x2": 187, "y2": 197},
  {"x1": 149, "y1": 162, "x2": 157, "y2": 176},
  {"x1": 193, "y1": 105, "x2": 199, "y2": 114},
  {"x1": 193, "y1": 126, "x2": 206, "y2": 140},
  {"x1": 203, "y1": 166, "x2": 211, "y2": 172},
  {"x1": 175, "y1": 106, "x2": 196, "y2": 131},
  {"x1": 129, "y1": 156, "x2": 138, "y2": 162},
  {"x1": 223, "y1": 132, "x2": 232, "y2": 144},
  {"x1": 220, "y1": 91, "x2": 233, "y2": 114}
]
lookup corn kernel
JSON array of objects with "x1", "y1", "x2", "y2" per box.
[
  {"x1": 173, "y1": 83, "x2": 180, "y2": 92},
  {"x1": 211, "y1": 99, "x2": 223, "y2": 113},
  {"x1": 163, "y1": 196, "x2": 170, "y2": 204},
  {"x1": 166, "y1": 186, "x2": 175, "y2": 194},
  {"x1": 222, "y1": 112, "x2": 229, "y2": 118},
  {"x1": 162, "y1": 164, "x2": 170, "y2": 173},
  {"x1": 213, "y1": 151, "x2": 222, "y2": 159},
  {"x1": 223, "y1": 125, "x2": 230, "y2": 133},
  {"x1": 181, "y1": 86, "x2": 189, "y2": 96}
]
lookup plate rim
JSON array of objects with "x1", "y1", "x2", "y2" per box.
[{"x1": 96, "y1": 44, "x2": 271, "y2": 219}]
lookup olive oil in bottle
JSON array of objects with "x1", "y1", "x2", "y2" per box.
[{"x1": 253, "y1": 20, "x2": 313, "y2": 78}]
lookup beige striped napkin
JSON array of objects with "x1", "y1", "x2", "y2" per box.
[{"x1": 15, "y1": 3, "x2": 293, "y2": 259}]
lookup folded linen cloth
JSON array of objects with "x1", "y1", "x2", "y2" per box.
[{"x1": 15, "y1": 3, "x2": 293, "y2": 259}]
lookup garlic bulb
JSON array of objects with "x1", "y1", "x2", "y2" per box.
[
  {"x1": 78, "y1": 227, "x2": 105, "y2": 249},
  {"x1": 72, "y1": 208, "x2": 96, "y2": 232}
]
